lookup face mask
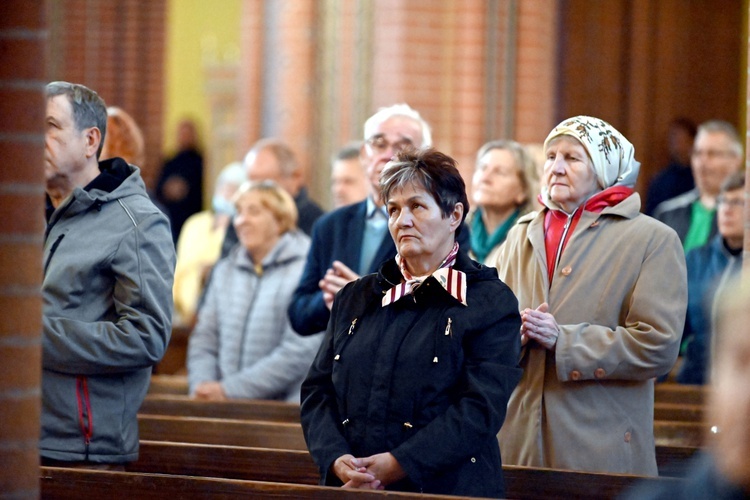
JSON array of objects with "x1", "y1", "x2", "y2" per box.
[{"x1": 212, "y1": 195, "x2": 236, "y2": 216}]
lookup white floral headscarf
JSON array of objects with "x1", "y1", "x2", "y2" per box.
[{"x1": 542, "y1": 116, "x2": 640, "y2": 199}]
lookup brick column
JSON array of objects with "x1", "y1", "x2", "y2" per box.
[{"x1": 0, "y1": 1, "x2": 45, "y2": 497}]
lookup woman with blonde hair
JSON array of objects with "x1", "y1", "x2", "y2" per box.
[{"x1": 188, "y1": 181, "x2": 323, "y2": 402}]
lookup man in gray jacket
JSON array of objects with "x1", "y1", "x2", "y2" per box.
[{"x1": 41, "y1": 82, "x2": 175, "y2": 465}]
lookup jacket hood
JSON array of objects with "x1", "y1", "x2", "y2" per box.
[{"x1": 47, "y1": 158, "x2": 150, "y2": 225}]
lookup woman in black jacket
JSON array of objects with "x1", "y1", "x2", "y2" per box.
[{"x1": 300, "y1": 147, "x2": 522, "y2": 498}]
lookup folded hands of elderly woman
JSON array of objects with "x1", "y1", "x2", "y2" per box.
[{"x1": 520, "y1": 302, "x2": 561, "y2": 350}]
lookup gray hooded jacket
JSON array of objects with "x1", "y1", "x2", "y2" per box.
[{"x1": 41, "y1": 158, "x2": 175, "y2": 463}]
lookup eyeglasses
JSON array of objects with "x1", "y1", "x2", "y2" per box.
[
  {"x1": 717, "y1": 195, "x2": 745, "y2": 208},
  {"x1": 691, "y1": 149, "x2": 735, "y2": 160},
  {"x1": 366, "y1": 135, "x2": 414, "y2": 155}
]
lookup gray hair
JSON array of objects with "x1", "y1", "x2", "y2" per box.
[
  {"x1": 245, "y1": 138, "x2": 299, "y2": 177},
  {"x1": 363, "y1": 104, "x2": 432, "y2": 147},
  {"x1": 697, "y1": 120, "x2": 743, "y2": 158},
  {"x1": 46, "y1": 81, "x2": 108, "y2": 159}
]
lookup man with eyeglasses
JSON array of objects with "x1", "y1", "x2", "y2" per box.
[
  {"x1": 653, "y1": 120, "x2": 743, "y2": 253},
  {"x1": 289, "y1": 104, "x2": 469, "y2": 336},
  {"x1": 677, "y1": 171, "x2": 745, "y2": 385}
]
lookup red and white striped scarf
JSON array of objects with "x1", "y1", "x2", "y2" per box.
[{"x1": 382, "y1": 242, "x2": 467, "y2": 307}]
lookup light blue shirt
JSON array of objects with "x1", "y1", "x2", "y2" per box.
[{"x1": 358, "y1": 197, "x2": 389, "y2": 275}]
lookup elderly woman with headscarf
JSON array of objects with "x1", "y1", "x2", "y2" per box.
[
  {"x1": 301, "y1": 148, "x2": 522, "y2": 497},
  {"x1": 491, "y1": 116, "x2": 687, "y2": 475}
]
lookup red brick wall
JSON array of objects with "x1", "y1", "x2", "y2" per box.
[
  {"x1": 0, "y1": 1, "x2": 45, "y2": 495},
  {"x1": 235, "y1": 1, "x2": 559, "y2": 204},
  {"x1": 47, "y1": 0, "x2": 166, "y2": 190}
]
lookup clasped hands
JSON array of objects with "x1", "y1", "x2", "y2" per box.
[
  {"x1": 319, "y1": 261, "x2": 360, "y2": 310},
  {"x1": 520, "y1": 302, "x2": 561, "y2": 350},
  {"x1": 332, "y1": 452, "x2": 406, "y2": 490}
]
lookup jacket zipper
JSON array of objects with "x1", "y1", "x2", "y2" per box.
[
  {"x1": 76, "y1": 376, "x2": 93, "y2": 460},
  {"x1": 43, "y1": 234, "x2": 65, "y2": 276},
  {"x1": 552, "y1": 211, "x2": 576, "y2": 275}
]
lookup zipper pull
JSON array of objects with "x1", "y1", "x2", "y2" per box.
[
  {"x1": 444, "y1": 318, "x2": 452, "y2": 337},
  {"x1": 348, "y1": 318, "x2": 357, "y2": 335}
]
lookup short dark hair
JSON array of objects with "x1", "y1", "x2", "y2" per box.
[
  {"x1": 333, "y1": 141, "x2": 362, "y2": 163},
  {"x1": 720, "y1": 170, "x2": 746, "y2": 194},
  {"x1": 46, "y1": 81, "x2": 108, "y2": 159},
  {"x1": 380, "y1": 148, "x2": 469, "y2": 237}
]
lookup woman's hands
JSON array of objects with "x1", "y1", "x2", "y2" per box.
[
  {"x1": 332, "y1": 452, "x2": 406, "y2": 490},
  {"x1": 193, "y1": 381, "x2": 227, "y2": 401},
  {"x1": 521, "y1": 302, "x2": 561, "y2": 350}
]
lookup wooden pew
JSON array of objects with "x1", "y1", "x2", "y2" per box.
[
  {"x1": 140, "y1": 394, "x2": 300, "y2": 423},
  {"x1": 42, "y1": 462, "x2": 681, "y2": 500},
  {"x1": 654, "y1": 383, "x2": 707, "y2": 406},
  {"x1": 654, "y1": 402, "x2": 703, "y2": 423},
  {"x1": 139, "y1": 413, "x2": 708, "y2": 452},
  {"x1": 653, "y1": 421, "x2": 710, "y2": 448},
  {"x1": 138, "y1": 414, "x2": 307, "y2": 450},
  {"x1": 130, "y1": 440, "x2": 319, "y2": 484},
  {"x1": 40, "y1": 467, "x2": 461, "y2": 500},
  {"x1": 141, "y1": 393, "x2": 705, "y2": 425},
  {"x1": 147, "y1": 375, "x2": 189, "y2": 395},
  {"x1": 129, "y1": 439, "x2": 697, "y2": 486}
]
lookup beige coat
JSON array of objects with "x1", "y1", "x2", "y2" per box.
[{"x1": 491, "y1": 193, "x2": 686, "y2": 475}]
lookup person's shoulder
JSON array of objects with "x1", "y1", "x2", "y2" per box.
[
  {"x1": 314, "y1": 200, "x2": 366, "y2": 229},
  {"x1": 653, "y1": 189, "x2": 698, "y2": 217}
]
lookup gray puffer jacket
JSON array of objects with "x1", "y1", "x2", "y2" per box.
[
  {"x1": 188, "y1": 230, "x2": 323, "y2": 402},
  {"x1": 41, "y1": 158, "x2": 175, "y2": 463}
]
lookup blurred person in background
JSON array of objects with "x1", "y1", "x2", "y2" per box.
[
  {"x1": 219, "y1": 138, "x2": 325, "y2": 257},
  {"x1": 469, "y1": 139, "x2": 539, "y2": 264},
  {"x1": 187, "y1": 181, "x2": 323, "y2": 402},
  {"x1": 653, "y1": 120, "x2": 742, "y2": 253},
  {"x1": 677, "y1": 171, "x2": 745, "y2": 385},
  {"x1": 173, "y1": 162, "x2": 246, "y2": 327},
  {"x1": 645, "y1": 118, "x2": 696, "y2": 215},
  {"x1": 331, "y1": 141, "x2": 368, "y2": 208},
  {"x1": 156, "y1": 119, "x2": 204, "y2": 243}
]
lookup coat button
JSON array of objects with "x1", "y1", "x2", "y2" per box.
[
  {"x1": 570, "y1": 370, "x2": 581, "y2": 381},
  {"x1": 624, "y1": 431, "x2": 632, "y2": 443},
  {"x1": 561, "y1": 266, "x2": 572, "y2": 276},
  {"x1": 594, "y1": 368, "x2": 606, "y2": 379},
  {"x1": 470, "y1": 457, "x2": 476, "y2": 463}
]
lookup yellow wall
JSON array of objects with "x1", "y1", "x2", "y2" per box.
[{"x1": 163, "y1": 0, "x2": 241, "y2": 155}]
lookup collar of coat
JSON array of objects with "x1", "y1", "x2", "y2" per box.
[
  {"x1": 517, "y1": 191, "x2": 643, "y2": 227},
  {"x1": 374, "y1": 249, "x2": 495, "y2": 307}
]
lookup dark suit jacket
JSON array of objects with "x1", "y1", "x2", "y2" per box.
[{"x1": 288, "y1": 200, "x2": 471, "y2": 336}]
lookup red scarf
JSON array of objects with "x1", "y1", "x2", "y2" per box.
[{"x1": 543, "y1": 187, "x2": 633, "y2": 285}]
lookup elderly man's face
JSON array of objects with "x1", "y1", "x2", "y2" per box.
[
  {"x1": 361, "y1": 116, "x2": 423, "y2": 204},
  {"x1": 45, "y1": 95, "x2": 91, "y2": 190},
  {"x1": 691, "y1": 131, "x2": 742, "y2": 198}
]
